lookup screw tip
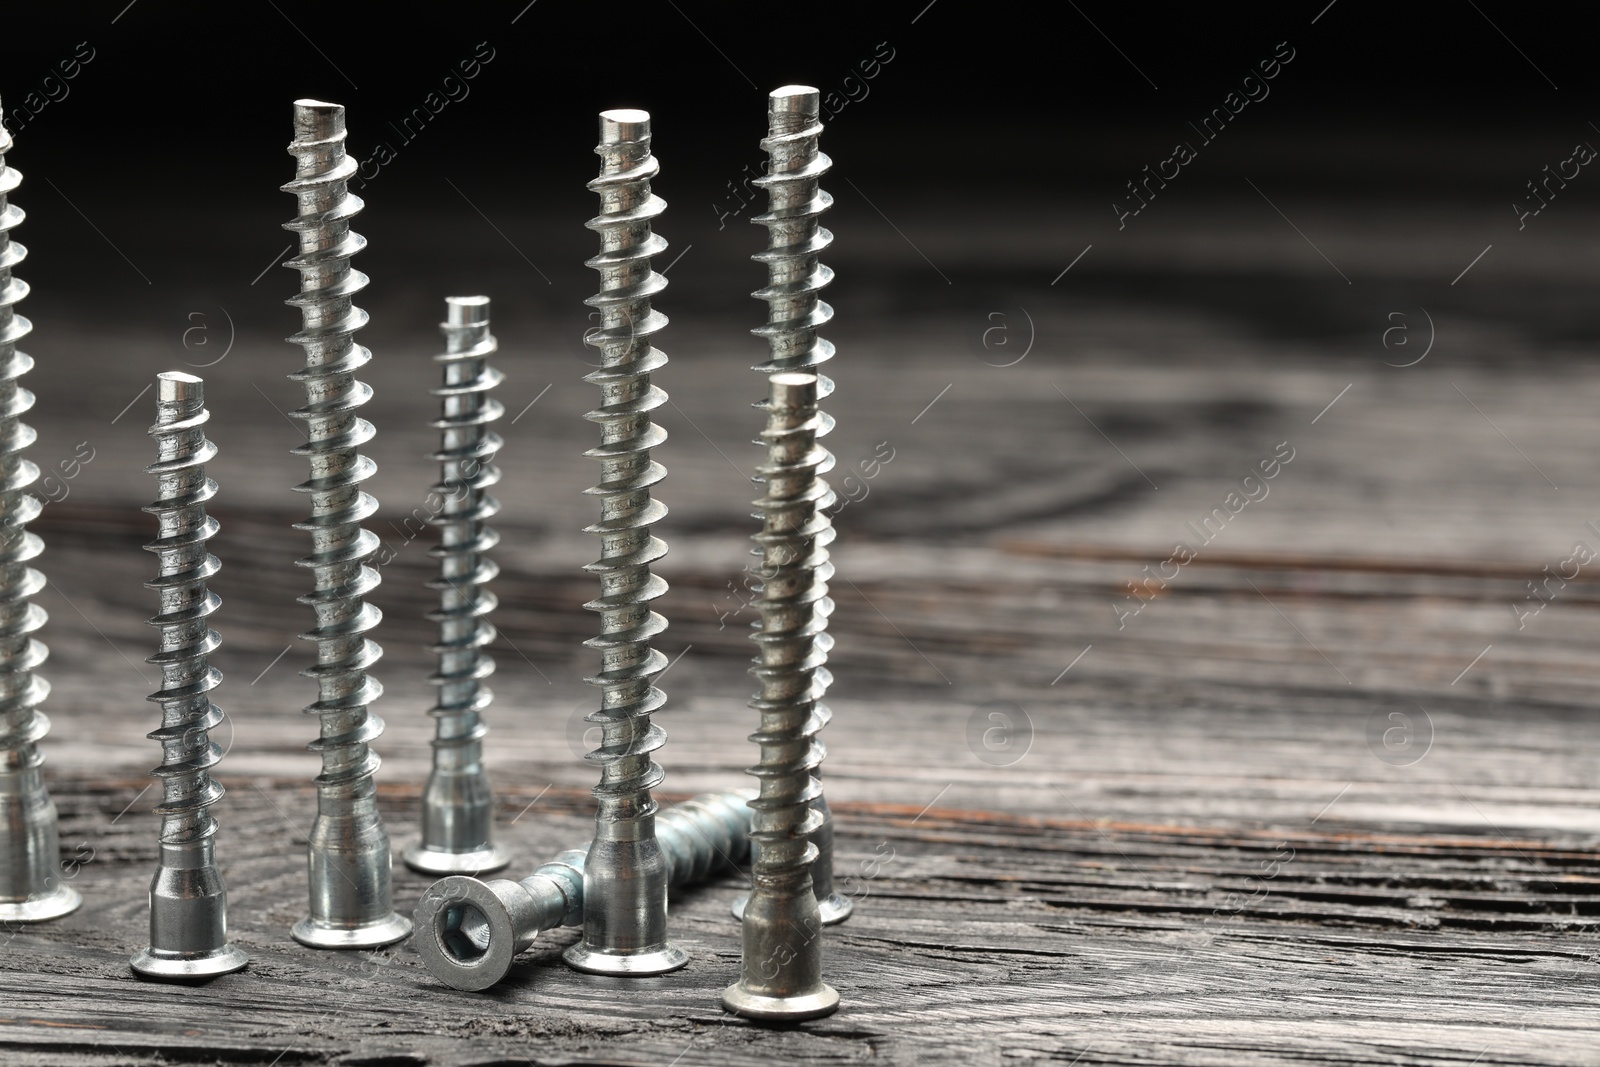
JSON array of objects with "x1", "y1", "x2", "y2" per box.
[
  {"x1": 293, "y1": 99, "x2": 345, "y2": 141},
  {"x1": 768, "y1": 86, "x2": 819, "y2": 126},
  {"x1": 157, "y1": 371, "x2": 204, "y2": 404},
  {"x1": 445, "y1": 295, "x2": 491, "y2": 326},
  {"x1": 598, "y1": 108, "x2": 650, "y2": 145},
  {"x1": 769, "y1": 371, "x2": 818, "y2": 409}
]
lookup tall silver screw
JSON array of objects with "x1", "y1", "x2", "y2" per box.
[
  {"x1": 722, "y1": 372, "x2": 839, "y2": 1022},
  {"x1": 403, "y1": 296, "x2": 511, "y2": 876},
  {"x1": 0, "y1": 102, "x2": 78, "y2": 924},
  {"x1": 731, "y1": 84, "x2": 852, "y2": 932},
  {"x1": 130, "y1": 372, "x2": 248, "y2": 980},
  {"x1": 563, "y1": 108, "x2": 685, "y2": 976},
  {"x1": 415, "y1": 790, "x2": 753, "y2": 991},
  {"x1": 281, "y1": 99, "x2": 409, "y2": 949}
]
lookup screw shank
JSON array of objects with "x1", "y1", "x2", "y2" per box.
[
  {"x1": 565, "y1": 108, "x2": 683, "y2": 975},
  {"x1": 282, "y1": 99, "x2": 407, "y2": 949},
  {"x1": 133, "y1": 372, "x2": 245, "y2": 978}
]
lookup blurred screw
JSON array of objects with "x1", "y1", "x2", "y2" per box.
[
  {"x1": 730, "y1": 82, "x2": 853, "y2": 942},
  {"x1": 563, "y1": 108, "x2": 684, "y2": 977},
  {"x1": 414, "y1": 790, "x2": 753, "y2": 991},
  {"x1": 403, "y1": 296, "x2": 511, "y2": 877},
  {"x1": 281, "y1": 99, "x2": 409, "y2": 949},
  {"x1": 130, "y1": 372, "x2": 248, "y2": 980},
  {"x1": 0, "y1": 102, "x2": 79, "y2": 925}
]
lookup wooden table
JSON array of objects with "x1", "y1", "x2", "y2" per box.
[{"x1": 4, "y1": 188, "x2": 1600, "y2": 1065}]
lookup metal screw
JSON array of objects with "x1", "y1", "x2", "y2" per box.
[
  {"x1": 130, "y1": 372, "x2": 248, "y2": 980},
  {"x1": 281, "y1": 99, "x2": 409, "y2": 949},
  {"x1": 563, "y1": 108, "x2": 685, "y2": 977},
  {"x1": 722, "y1": 371, "x2": 839, "y2": 1022},
  {"x1": 414, "y1": 790, "x2": 753, "y2": 991},
  {"x1": 0, "y1": 103, "x2": 79, "y2": 925},
  {"x1": 730, "y1": 83, "x2": 852, "y2": 932},
  {"x1": 403, "y1": 296, "x2": 511, "y2": 877}
]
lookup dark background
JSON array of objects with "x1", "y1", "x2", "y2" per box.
[{"x1": 4, "y1": 0, "x2": 1595, "y2": 315}]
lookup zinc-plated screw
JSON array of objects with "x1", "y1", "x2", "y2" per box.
[
  {"x1": 403, "y1": 296, "x2": 511, "y2": 877},
  {"x1": 415, "y1": 790, "x2": 753, "y2": 991},
  {"x1": 0, "y1": 103, "x2": 79, "y2": 925},
  {"x1": 130, "y1": 372, "x2": 248, "y2": 980},
  {"x1": 722, "y1": 372, "x2": 839, "y2": 1022},
  {"x1": 563, "y1": 108, "x2": 685, "y2": 977},
  {"x1": 281, "y1": 99, "x2": 410, "y2": 950},
  {"x1": 730, "y1": 85, "x2": 851, "y2": 932}
]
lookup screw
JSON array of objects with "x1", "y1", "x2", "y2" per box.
[
  {"x1": 403, "y1": 296, "x2": 511, "y2": 876},
  {"x1": 281, "y1": 99, "x2": 409, "y2": 950},
  {"x1": 414, "y1": 790, "x2": 753, "y2": 991},
  {"x1": 721, "y1": 371, "x2": 839, "y2": 1022},
  {"x1": 0, "y1": 103, "x2": 79, "y2": 925},
  {"x1": 129, "y1": 372, "x2": 248, "y2": 980},
  {"x1": 730, "y1": 84, "x2": 852, "y2": 935},
  {"x1": 563, "y1": 108, "x2": 685, "y2": 977}
]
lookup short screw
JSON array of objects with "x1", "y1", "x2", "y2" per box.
[
  {"x1": 281, "y1": 99, "x2": 409, "y2": 949},
  {"x1": 563, "y1": 108, "x2": 685, "y2": 977},
  {"x1": 722, "y1": 371, "x2": 839, "y2": 1022},
  {"x1": 414, "y1": 791, "x2": 753, "y2": 991},
  {"x1": 129, "y1": 372, "x2": 248, "y2": 980},
  {"x1": 0, "y1": 102, "x2": 79, "y2": 924},
  {"x1": 403, "y1": 295, "x2": 511, "y2": 876}
]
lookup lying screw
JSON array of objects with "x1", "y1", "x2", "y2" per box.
[
  {"x1": 0, "y1": 101, "x2": 79, "y2": 924},
  {"x1": 281, "y1": 99, "x2": 409, "y2": 949},
  {"x1": 563, "y1": 108, "x2": 684, "y2": 977},
  {"x1": 129, "y1": 372, "x2": 248, "y2": 980},
  {"x1": 414, "y1": 791, "x2": 752, "y2": 991},
  {"x1": 403, "y1": 296, "x2": 511, "y2": 876}
]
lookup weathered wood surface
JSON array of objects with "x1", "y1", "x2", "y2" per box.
[{"x1": 7, "y1": 191, "x2": 1600, "y2": 1063}]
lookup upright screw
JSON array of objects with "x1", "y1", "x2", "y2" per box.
[
  {"x1": 403, "y1": 296, "x2": 511, "y2": 876},
  {"x1": 414, "y1": 790, "x2": 753, "y2": 991},
  {"x1": 281, "y1": 99, "x2": 409, "y2": 949},
  {"x1": 0, "y1": 103, "x2": 78, "y2": 924},
  {"x1": 731, "y1": 85, "x2": 852, "y2": 932},
  {"x1": 563, "y1": 108, "x2": 685, "y2": 976},
  {"x1": 722, "y1": 372, "x2": 839, "y2": 1022},
  {"x1": 130, "y1": 372, "x2": 248, "y2": 980}
]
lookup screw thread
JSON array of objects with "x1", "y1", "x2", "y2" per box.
[
  {"x1": 142, "y1": 373, "x2": 225, "y2": 850},
  {"x1": 281, "y1": 99, "x2": 386, "y2": 798},
  {"x1": 752, "y1": 86, "x2": 836, "y2": 396},
  {"x1": 746, "y1": 373, "x2": 830, "y2": 879},
  {"x1": 580, "y1": 110, "x2": 672, "y2": 824},
  {"x1": 755, "y1": 81, "x2": 844, "y2": 793},
  {"x1": 281, "y1": 99, "x2": 406, "y2": 947},
  {"x1": 0, "y1": 105, "x2": 75, "y2": 924},
  {"x1": 657, "y1": 790, "x2": 752, "y2": 886},
  {"x1": 754, "y1": 89, "x2": 852, "y2": 923},
  {"x1": 0, "y1": 111, "x2": 50, "y2": 770},
  {"x1": 407, "y1": 296, "x2": 507, "y2": 872}
]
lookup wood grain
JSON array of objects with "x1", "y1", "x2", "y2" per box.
[{"x1": 6, "y1": 198, "x2": 1600, "y2": 1062}]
